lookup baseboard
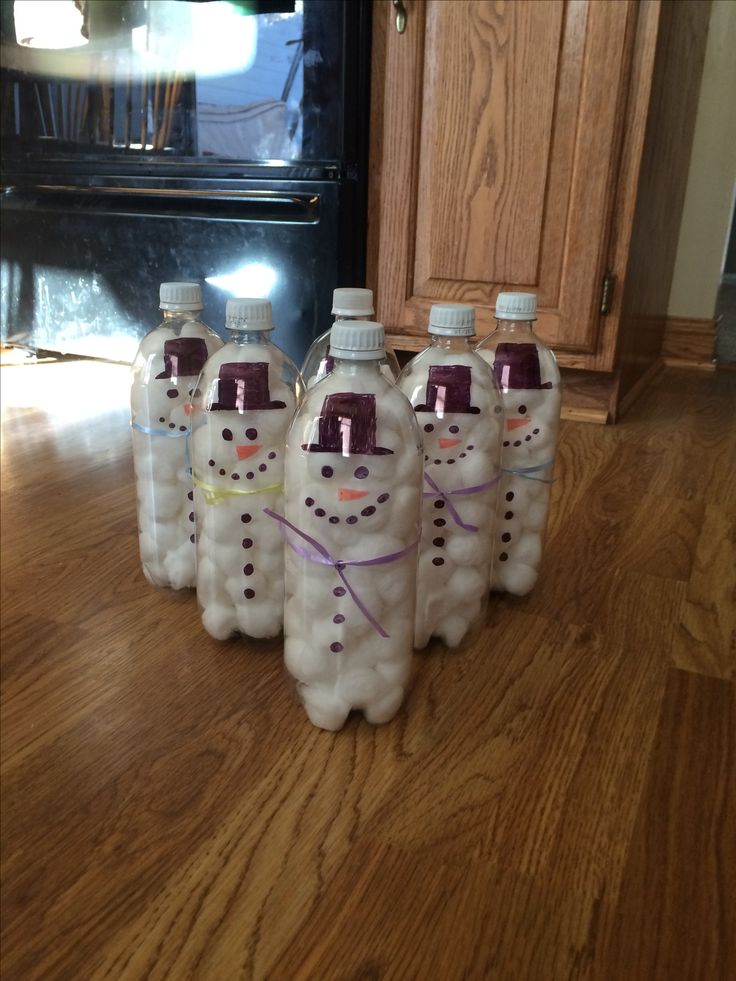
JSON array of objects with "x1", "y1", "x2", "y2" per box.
[
  {"x1": 661, "y1": 316, "x2": 716, "y2": 369},
  {"x1": 617, "y1": 357, "x2": 665, "y2": 419}
]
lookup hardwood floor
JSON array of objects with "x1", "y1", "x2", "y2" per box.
[{"x1": 1, "y1": 361, "x2": 734, "y2": 981}]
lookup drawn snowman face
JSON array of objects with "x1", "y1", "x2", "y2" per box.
[
  {"x1": 501, "y1": 395, "x2": 546, "y2": 452},
  {"x1": 301, "y1": 393, "x2": 396, "y2": 531},
  {"x1": 418, "y1": 410, "x2": 501, "y2": 468},
  {"x1": 134, "y1": 336, "x2": 209, "y2": 431},
  {"x1": 202, "y1": 361, "x2": 289, "y2": 486}
]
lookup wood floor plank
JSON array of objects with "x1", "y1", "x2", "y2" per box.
[
  {"x1": 597, "y1": 668, "x2": 735, "y2": 981},
  {"x1": 672, "y1": 504, "x2": 736, "y2": 680},
  {"x1": 1, "y1": 362, "x2": 734, "y2": 981}
]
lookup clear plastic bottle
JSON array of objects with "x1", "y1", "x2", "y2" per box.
[
  {"x1": 190, "y1": 298, "x2": 302, "y2": 640},
  {"x1": 398, "y1": 304, "x2": 503, "y2": 648},
  {"x1": 131, "y1": 282, "x2": 223, "y2": 589},
  {"x1": 277, "y1": 320, "x2": 423, "y2": 730},
  {"x1": 301, "y1": 287, "x2": 401, "y2": 388},
  {"x1": 475, "y1": 292, "x2": 562, "y2": 595}
]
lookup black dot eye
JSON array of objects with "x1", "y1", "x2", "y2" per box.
[
  {"x1": 159, "y1": 416, "x2": 165, "y2": 423},
  {"x1": 222, "y1": 428, "x2": 233, "y2": 441},
  {"x1": 354, "y1": 466, "x2": 369, "y2": 479},
  {"x1": 424, "y1": 423, "x2": 434, "y2": 433},
  {"x1": 188, "y1": 389, "x2": 193, "y2": 397},
  {"x1": 321, "y1": 466, "x2": 333, "y2": 478},
  {"x1": 518, "y1": 404, "x2": 527, "y2": 414},
  {"x1": 449, "y1": 425, "x2": 459, "y2": 434},
  {"x1": 246, "y1": 427, "x2": 258, "y2": 440},
  {"x1": 167, "y1": 388, "x2": 178, "y2": 399}
]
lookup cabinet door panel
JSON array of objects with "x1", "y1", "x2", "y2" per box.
[
  {"x1": 415, "y1": 0, "x2": 563, "y2": 288},
  {"x1": 368, "y1": 0, "x2": 636, "y2": 365}
]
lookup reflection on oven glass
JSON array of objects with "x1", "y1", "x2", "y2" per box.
[
  {"x1": 206, "y1": 263, "x2": 278, "y2": 299},
  {"x1": 2, "y1": 0, "x2": 342, "y2": 162}
]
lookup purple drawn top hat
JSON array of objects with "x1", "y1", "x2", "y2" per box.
[
  {"x1": 493, "y1": 343, "x2": 553, "y2": 390},
  {"x1": 155, "y1": 337, "x2": 209, "y2": 379},
  {"x1": 415, "y1": 364, "x2": 480, "y2": 414},
  {"x1": 302, "y1": 393, "x2": 393, "y2": 455},
  {"x1": 210, "y1": 362, "x2": 287, "y2": 412}
]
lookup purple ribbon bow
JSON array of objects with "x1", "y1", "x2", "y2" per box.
[
  {"x1": 422, "y1": 470, "x2": 501, "y2": 532},
  {"x1": 264, "y1": 508, "x2": 419, "y2": 638}
]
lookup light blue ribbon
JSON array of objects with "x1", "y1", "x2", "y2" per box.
[{"x1": 502, "y1": 459, "x2": 555, "y2": 484}]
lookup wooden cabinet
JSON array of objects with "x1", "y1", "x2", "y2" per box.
[{"x1": 367, "y1": 0, "x2": 711, "y2": 420}]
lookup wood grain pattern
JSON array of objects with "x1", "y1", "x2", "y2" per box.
[
  {"x1": 368, "y1": 0, "x2": 638, "y2": 361},
  {"x1": 1, "y1": 361, "x2": 734, "y2": 980},
  {"x1": 661, "y1": 315, "x2": 717, "y2": 369}
]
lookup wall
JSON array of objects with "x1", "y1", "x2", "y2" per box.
[{"x1": 668, "y1": 0, "x2": 736, "y2": 319}]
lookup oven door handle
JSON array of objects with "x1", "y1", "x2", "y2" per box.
[{"x1": 1, "y1": 184, "x2": 322, "y2": 224}]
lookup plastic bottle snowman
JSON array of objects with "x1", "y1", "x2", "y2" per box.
[
  {"x1": 276, "y1": 320, "x2": 423, "y2": 730},
  {"x1": 301, "y1": 287, "x2": 401, "y2": 388},
  {"x1": 398, "y1": 304, "x2": 503, "y2": 648},
  {"x1": 190, "y1": 298, "x2": 302, "y2": 640},
  {"x1": 131, "y1": 282, "x2": 223, "y2": 589},
  {"x1": 475, "y1": 292, "x2": 561, "y2": 595}
]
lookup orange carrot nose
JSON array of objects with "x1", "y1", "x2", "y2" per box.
[
  {"x1": 506, "y1": 417, "x2": 531, "y2": 431},
  {"x1": 183, "y1": 403, "x2": 194, "y2": 416},
  {"x1": 236, "y1": 444, "x2": 261, "y2": 460},
  {"x1": 338, "y1": 487, "x2": 369, "y2": 501},
  {"x1": 438, "y1": 437, "x2": 461, "y2": 449}
]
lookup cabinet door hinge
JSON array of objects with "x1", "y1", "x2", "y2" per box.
[{"x1": 600, "y1": 270, "x2": 615, "y2": 315}]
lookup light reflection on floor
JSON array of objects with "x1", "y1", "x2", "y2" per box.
[{"x1": 1, "y1": 358, "x2": 131, "y2": 421}]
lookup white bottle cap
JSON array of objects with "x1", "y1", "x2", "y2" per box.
[
  {"x1": 330, "y1": 320, "x2": 385, "y2": 360},
  {"x1": 331, "y1": 287, "x2": 374, "y2": 317},
  {"x1": 225, "y1": 297, "x2": 273, "y2": 331},
  {"x1": 428, "y1": 303, "x2": 475, "y2": 336},
  {"x1": 495, "y1": 292, "x2": 537, "y2": 321},
  {"x1": 159, "y1": 282, "x2": 202, "y2": 311}
]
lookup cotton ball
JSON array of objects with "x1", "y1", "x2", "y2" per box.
[
  {"x1": 501, "y1": 479, "x2": 535, "y2": 511},
  {"x1": 257, "y1": 540, "x2": 285, "y2": 578},
  {"x1": 375, "y1": 655, "x2": 412, "y2": 688},
  {"x1": 196, "y1": 555, "x2": 228, "y2": 606},
  {"x1": 225, "y1": 570, "x2": 267, "y2": 607},
  {"x1": 448, "y1": 564, "x2": 487, "y2": 601},
  {"x1": 439, "y1": 613, "x2": 470, "y2": 648},
  {"x1": 386, "y1": 485, "x2": 422, "y2": 531},
  {"x1": 238, "y1": 598, "x2": 282, "y2": 639},
  {"x1": 522, "y1": 500, "x2": 549, "y2": 532},
  {"x1": 285, "y1": 637, "x2": 334, "y2": 683},
  {"x1": 493, "y1": 561, "x2": 538, "y2": 596},
  {"x1": 300, "y1": 684, "x2": 351, "y2": 731},
  {"x1": 512, "y1": 531, "x2": 542, "y2": 568},
  {"x1": 164, "y1": 542, "x2": 196, "y2": 590},
  {"x1": 445, "y1": 529, "x2": 491, "y2": 567},
  {"x1": 362, "y1": 685, "x2": 405, "y2": 725},
  {"x1": 337, "y1": 668, "x2": 383, "y2": 706},
  {"x1": 202, "y1": 601, "x2": 237, "y2": 640}
]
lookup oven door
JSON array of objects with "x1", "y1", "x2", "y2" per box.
[{"x1": 0, "y1": 174, "x2": 345, "y2": 365}]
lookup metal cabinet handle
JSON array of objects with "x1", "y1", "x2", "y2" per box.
[{"x1": 392, "y1": 0, "x2": 407, "y2": 34}]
